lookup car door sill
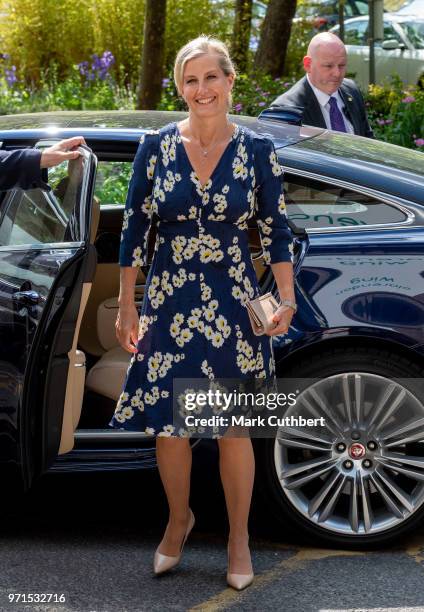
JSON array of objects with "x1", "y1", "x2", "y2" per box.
[{"x1": 74, "y1": 428, "x2": 154, "y2": 441}]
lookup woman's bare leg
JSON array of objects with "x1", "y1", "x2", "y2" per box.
[
  {"x1": 156, "y1": 437, "x2": 192, "y2": 556},
  {"x1": 217, "y1": 437, "x2": 255, "y2": 574}
]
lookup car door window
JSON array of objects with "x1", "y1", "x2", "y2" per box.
[
  {"x1": 354, "y1": 0, "x2": 369, "y2": 15},
  {"x1": 344, "y1": 19, "x2": 368, "y2": 44},
  {"x1": 94, "y1": 161, "x2": 132, "y2": 205},
  {"x1": 284, "y1": 174, "x2": 407, "y2": 230},
  {"x1": 0, "y1": 154, "x2": 89, "y2": 246},
  {"x1": 345, "y1": 3, "x2": 355, "y2": 17},
  {"x1": 402, "y1": 21, "x2": 424, "y2": 49},
  {"x1": 377, "y1": 22, "x2": 403, "y2": 47}
]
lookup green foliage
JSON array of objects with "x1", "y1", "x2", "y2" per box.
[
  {"x1": 0, "y1": 0, "x2": 145, "y2": 84},
  {"x1": 164, "y1": 0, "x2": 233, "y2": 72},
  {"x1": 284, "y1": 18, "x2": 312, "y2": 80},
  {"x1": 0, "y1": 0, "x2": 95, "y2": 82},
  {"x1": 95, "y1": 161, "x2": 133, "y2": 204},
  {"x1": 0, "y1": 64, "x2": 135, "y2": 114},
  {"x1": 0, "y1": 0, "x2": 232, "y2": 85},
  {"x1": 366, "y1": 77, "x2": 424, "y2": 150}
]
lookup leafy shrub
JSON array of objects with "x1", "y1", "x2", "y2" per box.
[
  {"x1": 366, "y1": 77, "x2": 424, "y2": 150},
  {"x1": 0, "y1": 0, "x2": 233, "y2": 86}
]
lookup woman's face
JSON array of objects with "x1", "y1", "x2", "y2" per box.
[{"x1": 181, "y1": 53, "x2": 234, "y2": 119}]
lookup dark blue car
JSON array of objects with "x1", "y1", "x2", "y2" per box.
[{"x1": 0, "y1": 110, "x2": 423, "y2": 548}]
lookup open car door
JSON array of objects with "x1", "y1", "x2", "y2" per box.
[{"x1": 0, "y1": 141, "x2": 97, "y2": 492}]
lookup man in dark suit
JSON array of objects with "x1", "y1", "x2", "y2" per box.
[
  {"x1": 0, "y1": 136, "x2": 86, "y2": 191},
  {"x1": 271, "y1": 32, "x2": 373, "y2": 138}
]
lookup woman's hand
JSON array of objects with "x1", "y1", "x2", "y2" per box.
[
  {"x1": 115, "y1": 304, "x2": 139, "y2": 353},
  {"x1": 267, "y1": 305, "x2": 294, "y2": 337}
]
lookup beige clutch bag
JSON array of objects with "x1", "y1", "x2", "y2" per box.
[{"x1": 246, "y1": 292, "x2": 280, "y2": 336}]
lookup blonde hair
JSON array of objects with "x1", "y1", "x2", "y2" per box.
[{"x1": 173, "y1": 35, "x2": 236, "y2": 96}]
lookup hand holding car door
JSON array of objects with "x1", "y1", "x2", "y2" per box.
[{"x1": 0, "y1": 136, "x2": 86, "y2": 191}]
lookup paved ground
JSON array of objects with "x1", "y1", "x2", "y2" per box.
[{"x1": 2, "y1": 446, "x2": 424, "y2": 612}]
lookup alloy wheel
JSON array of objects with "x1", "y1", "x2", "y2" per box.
[{"x1": 274, "y1": 373, "x2": 424, "y2": 535}]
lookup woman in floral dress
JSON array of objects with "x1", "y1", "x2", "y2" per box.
[{"x1": 110, "y1": 36, "x2": 295, "y2": 590}]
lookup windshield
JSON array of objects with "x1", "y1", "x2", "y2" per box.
[{"x1": 402, "y1": 21, "x2": 424, "y2": 48}]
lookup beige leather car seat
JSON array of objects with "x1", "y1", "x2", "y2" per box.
[{"x1": 85, "y1": 296, "x2": 132, "y2": 401}]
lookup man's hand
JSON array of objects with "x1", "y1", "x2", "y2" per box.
[{"x1": 40, "y1": 136, "x2": 86, "y2": 169}]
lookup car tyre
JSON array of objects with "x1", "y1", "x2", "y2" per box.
[{"x1": 254, "y1": 347, "x2": 424, "y2": 548}]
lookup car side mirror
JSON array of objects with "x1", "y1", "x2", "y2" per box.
[{"x1": 381, "y1": 39, "x2": 402, "y2": 50}]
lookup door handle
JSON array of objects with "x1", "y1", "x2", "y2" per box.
[{"x1": 12, "y1": 290, "x2": 41, "y2": 306}]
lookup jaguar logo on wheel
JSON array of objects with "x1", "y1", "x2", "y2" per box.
[{"x1": 349, "y1": 443, "x2": 366, "y2": 459}]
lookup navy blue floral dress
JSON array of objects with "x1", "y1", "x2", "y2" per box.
[{"x1": 109, "y1": 122, "x2": 293, "y2": 437}]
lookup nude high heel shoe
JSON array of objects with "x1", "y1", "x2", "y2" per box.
[
  {"x1": 153, "y1": 509, "x2": 195, "y2": 575},
  {"x1": 226, "y1": 544, "x2": 254, "y2": 591}
]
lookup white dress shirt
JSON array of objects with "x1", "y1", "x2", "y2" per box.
[{"x1": 306, "y1": 75, "x2": 354, "y2": 134}]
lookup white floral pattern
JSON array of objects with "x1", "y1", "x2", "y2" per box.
[{"x1": 111, "y1": 123, "x2": 293, "y2": 436}]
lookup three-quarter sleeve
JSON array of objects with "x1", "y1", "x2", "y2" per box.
[
  {"x1": 253, "y1": 137, "x2": 294, "y2": 265},
  {"x1": 119, "y1": 132, "x2": 159, "y2": 267}
]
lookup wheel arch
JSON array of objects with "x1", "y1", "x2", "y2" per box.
[{"x1": 275, "y1": 333, "x2": 424, "y2": 377}]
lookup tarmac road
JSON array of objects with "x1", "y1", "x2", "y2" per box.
[{"x1": 1, "y1": 443, "x2": 424, "y2": 612}]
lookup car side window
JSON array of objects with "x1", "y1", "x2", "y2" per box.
[
  {"x1": 354, "y1": 0, "x2": 369, "y2": 15},
  {"x1": 94, "y1": 161, "x2": 133, "y2": 206},
  {"x1": 284, "y1": 174, "x2": 407, "y2": 230},
  {"x1": 345, "y1": 3, "x2": 355, "y2": 17},
  {"x1": 377, "y1": 21, "x2": 403, "y2": 46},
  {"x1": 0, "y1": 156, "x2": 86, "y2": 247},
  {"x1": 344, "y1": 19, "x2": 368, "y2": 44}
]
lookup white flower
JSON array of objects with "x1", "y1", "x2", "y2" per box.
[
  {"x1": 132, "y1": 246, "x2": 143, "y2": 267},
  {"x1": 180, "y1": 328, "x2": 193, "y2": 343},
  {"x1": 204, "y1": 308, "x2": 215, "y2": 322},
  {"x1": 212, "y1": 333, "x2": 224, "y2": 348},
  {"x1": 122, "y1": 406, "x2": 134, "y2": 420},
  {"x1": 170, "y1": 322, "x2": 180, "y2": 337}
]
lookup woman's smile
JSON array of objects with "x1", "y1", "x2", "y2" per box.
[{"x1": 196, "y1": 96, "x2": 216, "y2": 105}]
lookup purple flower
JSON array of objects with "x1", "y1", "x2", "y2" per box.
[
  {"x1": 234, "y1": 103, "x2": 243, "y2": 112},
  {"x1": 258, "y1": 101, "x2": 266, "y2": 107},
  {"x1": 91, "y1": 53, "x2": 110, "y2": 80},
  {"x1": 385, "y1": 119, "x2": 393, "y2": 125},
  {"x1": 402, "y1": 96, "x2": 415, "y2": 104},
  {"x1": 377, "y1": 119, "x2": 385, "y2": 125},
  {"x1": 78, "y1": 60, "x2": 89, "y2": 77},
  {"x1": 162, "y1": 78, "x2": 170, "y2": 88},
  {"x1": 415, "y1": 138, "x2": 424, "y2": 147},
  {"x1": 5, "y1": 65, "x2": 17, "y2": 87},
  {"x1": 283, "y1": 82, "x2": 291, "y2": 87},
  {"x1": 79, "y1": 51, "x2": 115, "y2": 82}
]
